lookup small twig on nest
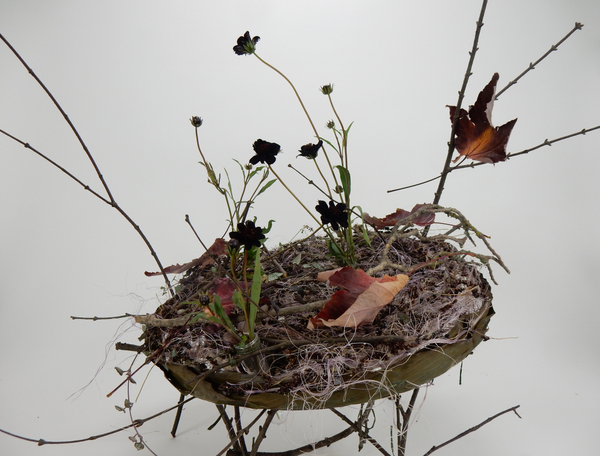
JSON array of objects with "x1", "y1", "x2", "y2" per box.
[
  {"x1": 422, "y1": 405, "x2": 521, "y2": 456},
  {"x1": 396, "y1": 388, "x2": 420, "y2": 456},
  {"x1": 71, "y1": 313, "x2": 135, "y2": 321}
]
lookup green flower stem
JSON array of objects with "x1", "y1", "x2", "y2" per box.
[
  {"x1": 253, "y1": 52, "x2": 339, "y2": 198},
  {"x1": 195, "y1": 128, "x2": 235, "y2": 229},
  {"x1": 267, "y1": 164, "x2": 343, "y2": 254},
  {"x1": 327, "y1": 94, "x2": 348, "y2": 170}
]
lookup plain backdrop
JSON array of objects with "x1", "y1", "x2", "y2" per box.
[{"x1": 1, "y1": 1, "x2": 599, "y2": 455}]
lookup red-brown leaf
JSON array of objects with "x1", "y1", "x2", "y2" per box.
[
  {"x1": 363, "y1": 204, "x2": 435, "y2": 228},
  {"x1": 308, "y1": 267, "x2": 409, "y2": 329},
  {"x1": 144, "y1": 238, "x2": 227, "y2": 276},
  {"x1": 447, "y1": 73, "x2": 517, "y2": 164}
]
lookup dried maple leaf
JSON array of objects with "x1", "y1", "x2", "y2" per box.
[
  {"x1": 448, "y1": 73, "x2": 517, "y2": 164},
  {"x1": 144, "y1": 238, "x2": 227, "y2": 276},
  {"x1": 362, "y1": 204, "x2": 435, "y2": 228},
  {"x1": 308, "y1": 267, "x2": 409, "y2": 329}
]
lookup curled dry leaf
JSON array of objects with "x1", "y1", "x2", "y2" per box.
[
  {"x1": 448, "y1": 72, "x2": 517, "y2": 164},
  {"x1": 308, "y1": 267, "x2": 409, "y2": 329},
  {"x1": 362, "y1": 203, "x2": 435, "y2": 229},
  {"x1": 144, "y1": 238, "x2": 227, "y2": 276}
]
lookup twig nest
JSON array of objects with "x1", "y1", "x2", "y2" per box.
[{"x1": 139, "y1": 231, "x2": 494, "y2": 410}]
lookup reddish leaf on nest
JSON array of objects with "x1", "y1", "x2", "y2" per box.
[
  {"x1": 447, "y1": 73, "x2": 517, "y2": 164},
  {"x1": 308, "y1": 267, "x2": 409, "y2": 329},
  {"x1": 363, "y1": 204, "x2": 435, "y2": 228},
  {"x1": 209, "y1": 277, "x2": 237, "y2": 313},
  {"x1": 144, "y1": 238, "x2": 227, "y2": 276}
]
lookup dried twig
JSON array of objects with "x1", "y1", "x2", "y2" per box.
[
  {"x1": 0, "y1": 33, "x2": 173, "y2": 295},
  {"x1": 495, "y1": 22, "x2": 584, "y2": 99},
  {"x1": 422, "y1": 405, "x2": 521, "y2": 456}
]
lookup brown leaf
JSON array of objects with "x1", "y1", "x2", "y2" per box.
[
  {"x1": 308, "y1": 267, "x2": 409, "y2": 329},
  {"x1": 363, "y1": 204, "x2": 435, "y2": 228},
  {"x1": 144, "y1": 238, "x2": 227, "y2": 276},
  {"x1": 447, "y1": 73, "x2": 517, "y2": 164}
]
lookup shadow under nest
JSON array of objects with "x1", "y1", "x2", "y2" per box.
[{"x1": 139, "y1": 230, "x2": 494, "y2": 410}]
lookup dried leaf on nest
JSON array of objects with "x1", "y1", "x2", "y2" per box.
[
  {"x1": 144, "y1": 238, "x2": 227, "y2": 276},
  {"x1": 308, "y1": 267, "x2": 409, "y2": 329},
  {"x1": 362, "y1": 204, "x2": 435, "y2": 228}
]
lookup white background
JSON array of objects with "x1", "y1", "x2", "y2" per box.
[{"x1": 1, "y1": 1, "x2": 599, "y2": 455}]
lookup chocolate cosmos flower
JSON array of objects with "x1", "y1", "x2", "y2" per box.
[
  {"x1": 233, "y1": 31, "x2": 260, "y2": 55},
  {"x1": 229, "y1": 220, "x2": 265, "y2": 250},
  {"x1": 250, "y1": 139, "x2": 281, "y2": 165},
  {"x1": 315, "y1": 200, "x2": 348, "y2": 231},
  {"x1": 298, "y1": 140, "x2": 323, "y2": 159}
]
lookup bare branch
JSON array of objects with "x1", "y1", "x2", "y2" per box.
[
  {"x1": 422, "y1": 405, "x2": 521, "y2": 456},
  {"x1": 495, "y1": 22, "x2": 584, "y2": 99}
]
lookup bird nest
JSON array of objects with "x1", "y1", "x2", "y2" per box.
[{"x1": 137, "y1": 226, "x2": 495, "y2": 410}]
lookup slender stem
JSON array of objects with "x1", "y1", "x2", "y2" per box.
[
  {"x1": 431, "y1": 0, "x2": 488, "y2": 207},
  {"x1": 253, "y1": 52, "x2": 338, "y2": 197},
  {"x1": 327, "y1": 94, "x2": 348, "y2": 169}
]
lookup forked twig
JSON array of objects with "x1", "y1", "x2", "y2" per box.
[{"x1": 0, "y1": 33, "x2": 173, "y2": 295}]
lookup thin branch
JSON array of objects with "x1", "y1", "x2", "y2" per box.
[
  {"x1": 70, "y1": 313, "x2": 135, "y2": 321},
  {"x1": 215, "y1": 410, "x2": 268, "y2": 456},
  {"x1": 0, "y1": 32, "x2": 115, "y2": 203},
  {"x1": 330, "y1": 407, "x2": 392, "y2": 456},
  {"x1": 0, "y1": 397, "x2": 195, "y2": 446},
  {"x1": 431, "y1": 0, "x2": 488, "y2": 207},
  {"x1": 0, "y1": 35, "x2": 173, "y2": 295},
  {"x1": 453, "y1": 125, "x2": 600, "y2": 170},
  {"x1": 397, "y1": 388, "x2": 420, "y2": 456},
  {"x1": 422, "y1": 405, "x2": 521, "y2": 456},
  {"x1": 250, "y1": 409, "x2": 278, "y2": 456},
  {"x1": 495, "y1": 22, "x2": 584, "y2": 99}
]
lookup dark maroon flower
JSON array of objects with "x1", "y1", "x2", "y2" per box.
[
  {"x1": 315, "y1": 200, "x2": 348, "y2": 231},
  {"x1": 229, "y1": 220, "x2": 265, "y2": 250},
  {"x1": 233, "y1": 31, "x2": 260, "y2": 56},
  {"x1": 250, "y1": 139, "x2": 281, "y2": 165},
  {"x1": 298, "y1": 140, "x2": 323, "y2": 159}
]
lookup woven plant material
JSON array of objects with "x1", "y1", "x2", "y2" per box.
[{"x1": 139, "y1": 232, "x2": 494, "y2": 410}]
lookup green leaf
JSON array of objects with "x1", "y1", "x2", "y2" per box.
[
  {"x1": 292, "y1": 253, "x2": 302, "y2": 265},
  {"x1": 335, "y1": 165, "x2": 351, "y2": 201},
  {"x1": 319, "y1": 137, "x2": 339, "y2": 154},
  {"x1": 256, "y1": 179, "x2": 277, "y2": 198},
  {"x1": 248, "y1": 251, "x2": 263, "y2": 338},
  {"x1": 354, "y1": 205, "x2": 372, "y2": 246},
  {"x1": 209, "y1": 295, "x2": 236, "y2": 332},
  {"x1": 261, "y1": 219, "x2": 275, "y2": 234}
]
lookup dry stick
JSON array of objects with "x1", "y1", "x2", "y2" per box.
[
  {"x1": 234, "y1": 406, "x2": 249, "y2": 456},
  {"x1": 430, "y1": 0, "x2": 488, "y2": 209},
  {"x1": 0, "y1": 396, "x2": 196, "y2": 446},
  {"x1": 422, "y1": 405, "x2": 521, "y2": 456},
  {"x1": 216, "y1": 405, "x2": 244, "y2": 454},
  {"x1": 330, "y1": 408, "x2": 392, "y2": 456},
  {"x1": 387, "y1": 124, "x2": 600, "y2": 193},
  {"x1": 397, "y1": 388, "x2": 420, "y2": 456},
  {"x1": 170, "y1": 393, "x2": 186, "y2": 437},
  {"x1": 250, "y1": 409, "x2": 278, "y2": 456},
  {"x1": 495, "y1": 22, "x2": 584, "y2": 99},
  {"x1": 454, "y1": 125, "x2": 600, "y2": 171},
  {"x1": 215, "y1": 410, "x2": 268, "y2": 456},
  {"x1": 0, "y1": 33, "x2": 174, "y2": 295}
]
